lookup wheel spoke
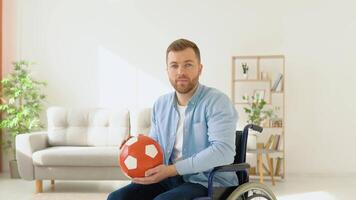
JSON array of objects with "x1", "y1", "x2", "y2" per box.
[{"x1": 226, "y1": 182, "x2": 276, "y2": 200}]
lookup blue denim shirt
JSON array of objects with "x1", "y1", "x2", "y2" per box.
[{"x1": 149, "y1": 83, "x2": 238, "y2": 188}]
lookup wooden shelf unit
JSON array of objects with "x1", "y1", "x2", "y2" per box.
[{"x1": 232, "y1": 55, "x2": 286, "y2": 183}]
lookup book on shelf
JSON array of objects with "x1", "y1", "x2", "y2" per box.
[
  {"x1": 271, "y1": 73, "x2": 283, "y2": 92},
  {"x1": 264, "y1": 135, "x2": 275, "y2": 149},
  {"x1": 272, "y1": 135, "x2": 281, "y2": 150},
  {"x1": 275, "y1": 157, "x2": 283, "y2": 176}
]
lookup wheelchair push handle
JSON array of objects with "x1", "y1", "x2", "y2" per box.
[{"x1": 244, "y1": 124, "x2": 263, "y2": 134}]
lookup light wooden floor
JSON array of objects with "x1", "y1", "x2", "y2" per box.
[{"x1": 1, "y1": 173, "x2": 356, "y2": 200}]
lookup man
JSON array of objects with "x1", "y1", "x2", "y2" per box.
[{"x1": 108, "y1": 39, "x2": 238, "y2": 200}]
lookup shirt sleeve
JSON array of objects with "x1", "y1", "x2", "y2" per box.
[{"x1": 174, "y1": 94, "x2": 238, "y2": 175}]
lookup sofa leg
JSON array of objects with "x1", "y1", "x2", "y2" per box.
[
  {"x1": 51, "y1": 180, "x2": 55, "y2": 190},
  {"x1": 35, "y1": 180, "x2": 43, "y2": 193}
]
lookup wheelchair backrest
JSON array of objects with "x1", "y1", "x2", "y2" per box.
[
  {"x1": 234, "y1": 130, "x2": 248, "y2": 164},
  {"x1": 234, "y1": 130, "x2": 249, "y2": 184}
]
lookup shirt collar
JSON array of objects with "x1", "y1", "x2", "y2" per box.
[{"x1": 187, "y1": 83, "x2": 203, "y2": 107}]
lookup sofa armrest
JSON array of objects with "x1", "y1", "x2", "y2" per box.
[{"x1": 16, "y1": 131, "x2": 48, "y2": 180}]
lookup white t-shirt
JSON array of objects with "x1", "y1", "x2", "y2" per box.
[{"x1": 171, "y1": 104, "x2": 187, "y2": 163}]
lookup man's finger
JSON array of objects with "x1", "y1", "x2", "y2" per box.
[
  {"x1": 132, "y1": 177, "x2": 154, "y2": 185},
  {"x1": 145, "y1": 165, "x2": 160, "y2": 177},
  {"x1": 144, "y1": 170, "x2": 155, "y2": 177}
]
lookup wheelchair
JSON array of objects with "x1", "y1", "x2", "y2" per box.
[{"x1": 194, "y1": 124, "x2": 277, "y2": 200}]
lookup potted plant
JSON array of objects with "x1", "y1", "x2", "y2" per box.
[
  {"x1": 242, "y1": 95, "x2": 277, "y2": 150},
  {"x1": 241, "y1": 62, "x2": 249, "y2": 79},
  {"x1": 242, "y1": 95, "x2": 276, "y2": 126},
  {"x1": 0, "y1": 61, "x2": 47, "y2": 178}
]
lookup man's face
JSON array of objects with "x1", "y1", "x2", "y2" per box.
[{"x1": 167, "y1": 48, "x2": 202, "y2": 94}]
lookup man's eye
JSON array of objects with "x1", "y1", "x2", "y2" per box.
[
  {"x1": 170, "y1": 65, "x2": 178, "y2": 69},
  {"x1": 185, "y1": 63, "x2": 192, "y2": 67}
]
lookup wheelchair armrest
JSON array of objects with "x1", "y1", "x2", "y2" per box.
[
  {"x1": 207, "y1": 163, "x2": 250, "y2": 197},
  {"x1": 212, "y1": 163, "x2": 250, "y2": 173}
]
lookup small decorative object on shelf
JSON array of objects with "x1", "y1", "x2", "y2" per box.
[
  {"x1": 260, "y1": 71, "x2": 269, "y2": 80},
  {"x1": 271, "y1": 73, "x2": 283, "y2": 92},
  {"x1": 241, "y1": 62, "x2": 249, "y2": 79},
  {"x1": 253, "y1": 89, "x2": 265, "y2": 101},
  {"x1": 271, "y1": 119, "x2": 283, "y2": 128}
]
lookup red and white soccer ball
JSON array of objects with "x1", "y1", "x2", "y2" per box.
[{"x1": 119, "y1": 134, "x2": 163, "y2": 178}]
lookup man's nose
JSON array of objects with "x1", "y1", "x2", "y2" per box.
[{"x1": 177, "y1": 66, "x2": 186, "y2": 75}]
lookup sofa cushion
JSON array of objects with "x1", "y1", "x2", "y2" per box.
[
  {"x1": 47, "y1": 107, "x2": 129, "y2": 146},
  {"x1": 32, "y1": 146, "x2": 119, "y2": 167},
  {"x1": 130, "y1": 108, "x2": 152, "y2": 136}
]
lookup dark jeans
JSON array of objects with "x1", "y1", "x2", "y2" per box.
[{"x1": 107, "y1": 176, "x2": 207, "y2": 200}]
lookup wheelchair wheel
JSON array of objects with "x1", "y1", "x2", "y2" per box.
[{"x1": 226, "y1": 182, "x2": 277, "y2": 200}]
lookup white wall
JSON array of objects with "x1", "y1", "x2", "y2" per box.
[{"x1": 3, "y1": 0, "x2": 356, "y2": 175}]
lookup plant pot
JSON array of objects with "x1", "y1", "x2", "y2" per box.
[
  {"x1": 9, "y1": 160, "x2": 21, "y2": 179},
  {"x1": 247, "y1": 130, "x2": 257, "y2": 150},
  {"x1": 242, "y1": 73, "x2": 248, "y2": 80}
]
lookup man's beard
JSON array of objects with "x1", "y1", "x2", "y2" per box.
[{"x1": 170, "y1": 76, "x2": 199, "y2": 94}]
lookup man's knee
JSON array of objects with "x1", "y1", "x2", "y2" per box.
[
  {"x1": 107, "y1": 190, "x2": 127, "y2": 200},
  {"x1": 107, "y1": 192, "x2": 115, "y2": 200},
  {"x1": 107, "y1": 191, "x2": 118, "y2": 200}
]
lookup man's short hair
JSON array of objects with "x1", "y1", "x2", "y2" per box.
[{"x1": 166, "y1": 39, "x2": 201, "y2": 63}]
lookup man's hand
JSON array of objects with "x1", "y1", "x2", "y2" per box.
[{"x1": 132, "y1": 164, "x2": 178, "y2": 185}]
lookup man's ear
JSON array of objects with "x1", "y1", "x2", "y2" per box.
[{"x1": 199, "y1": 64, "x2": 203, "y2": 75}]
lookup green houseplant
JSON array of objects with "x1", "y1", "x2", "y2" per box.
[
  {"x1": 242, "y1": 94, "x2": 277, "y2": 150},
  {"x1": 242, "y1": 95, "x2": 276, "y2": 126},
  {"x1": 0, "y1": 60, "x2": 47, "y2": 178}
]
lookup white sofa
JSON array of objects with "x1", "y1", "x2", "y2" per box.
[{"x1": 16, "y1": 107, "x2": 152, "y2": 193}]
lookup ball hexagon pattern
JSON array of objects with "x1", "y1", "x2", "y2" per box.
[{"x1": 119, "y1": 134, "x2": 163, "y2": 178}]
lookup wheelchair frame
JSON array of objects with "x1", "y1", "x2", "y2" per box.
[{"x1": 194, "y1": 124, "x2": 277, "y2": 200}]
